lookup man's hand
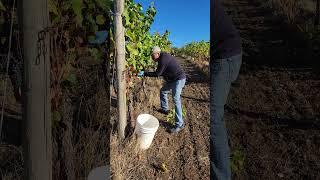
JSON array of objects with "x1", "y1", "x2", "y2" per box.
[{"x1": 137, "y1": 71, "x2": 144, "y2": 77}]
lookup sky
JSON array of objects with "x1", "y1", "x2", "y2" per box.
[{"x1": 134, "y1": 0, "x2": 210, "y2": 48}]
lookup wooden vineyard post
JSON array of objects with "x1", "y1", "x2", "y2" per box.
[
  {"x1": 114, "y1": 0, "x2": 127, "y2": 139},
  {"x1": 21, "y1": 0, "x2": 52, "y2": 178}
]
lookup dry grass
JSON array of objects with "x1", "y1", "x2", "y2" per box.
[
  {"x1": 110, "y1": 135, "x2": 144, "y2": 180},
  {"x1": 53, "y1": 66, "x2": 110, "y2": 180},
  {"x1": 0, "y1": 144, "x2": 23, "y2": 180},
  {"x1": 110, "y1": 77, "x2": 163, "y2": 180},
  {"x1": 190, "y1": 59, "x2": 209, "y2": 76},
  {"x1": 262, "y1": 0, "x2": 316, "y2": 23},
  {"x1": 0, "y1": 74, "x2": 23, "y2": 180},
  {"x1": 262, "y1": 0, "x2": 301, "y2": 23},
  {"x1": 257, "y1": 0, "x2": 319, "y2": 42}
]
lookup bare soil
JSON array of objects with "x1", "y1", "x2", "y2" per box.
[
  {"x1": 223, "y1": 0, "x2": 320, "y2": 179},
  {"x1": 110, "y1": 57, "x2": 210, "y2": 180},
  {"x1": 227, "y1": 66, "x2": 320, "y2": 179}
]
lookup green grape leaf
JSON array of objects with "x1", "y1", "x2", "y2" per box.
[
  {"x1": 126, "y1": 44, "x2": 139, "y2": 56},
  {"x1": 96, "y1": 15, "x2": 105, "y2": 25},
  {"x1": 72, "y1": 0, "x2": 84, "y2": 25},
  {"x1": 52, "y1": 111, "x2": 62, "y2": 122},
  {"x1": 48, "y1": 0, "x2": 58, "y2": 15},
  {"x1": 52, "y1": 16, "x2": 61, "y2": 25},
  {"x1": 126, "y1": 29, "x2": 136, "y2": 41},
  {"x1": 66, "y1": 73, "x2": 78, "y2": 85}
]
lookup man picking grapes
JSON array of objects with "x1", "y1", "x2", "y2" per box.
[{"x1": 138, "y1": 46, "x2": 187, "y2": 134}]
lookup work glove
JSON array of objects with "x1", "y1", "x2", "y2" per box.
[{"x1": 137, "y1": 71, "x2": 144, "y2": 77}]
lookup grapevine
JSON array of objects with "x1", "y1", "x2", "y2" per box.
[{"x1": 177, "y1": 41, "x2": 209, "y2": 61}]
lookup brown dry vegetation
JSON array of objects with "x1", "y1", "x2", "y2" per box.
[
  {"x1": 188, "y1": 58, "x2": 209, "y2": 77},
  {"x1": 52, "y1": 62, "x2": 110, "y2": 180},
  {"x1": 0, "y1": 59, "x2": 110, "y2": 179},
  {"x1": 0, "y1": 74, "x2": 23, "y2": 180}
]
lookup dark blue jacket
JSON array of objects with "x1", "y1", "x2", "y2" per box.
[
  {"x1": 212, "y1": 0, "x2": 242, "y2": 59},
  {"x1": 144, "y1": 52, "x2": 186, "y2": 82}
]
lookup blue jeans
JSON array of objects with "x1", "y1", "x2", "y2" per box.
[
  {"x1": 210, "y1": 53, "x2": 242, "y2": 180},
  {"x1": 160, "y1": 78, "x2": 186, "y2": 127}
]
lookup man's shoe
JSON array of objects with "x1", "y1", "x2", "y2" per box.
[
  {"x1": 158, "y1": 109, "x2": 169, "y2": 115},
  {"x1": 169, "y1": 124, "x2": 185, "y2": 134}
]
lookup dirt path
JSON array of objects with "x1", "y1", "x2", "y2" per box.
[
  {"x1": 110, "y1": 57, "x2": 210, "y2": 179},
  {"x1": 219, "y1": 0, "x2": 320, "y2": 179},
  {"x1": 223, "y1": 0, "x2": 315, "y2": 67},
  {"x1": 178, "y1": 57, "x2": 210, "y2": 179},
  {"x1": 145, "y1": 57, "x2": 210, "y2": 179}
]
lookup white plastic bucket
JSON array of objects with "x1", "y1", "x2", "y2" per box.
[{"x1": 135, "y1": 114, "x2": 159, "y2": 150}]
